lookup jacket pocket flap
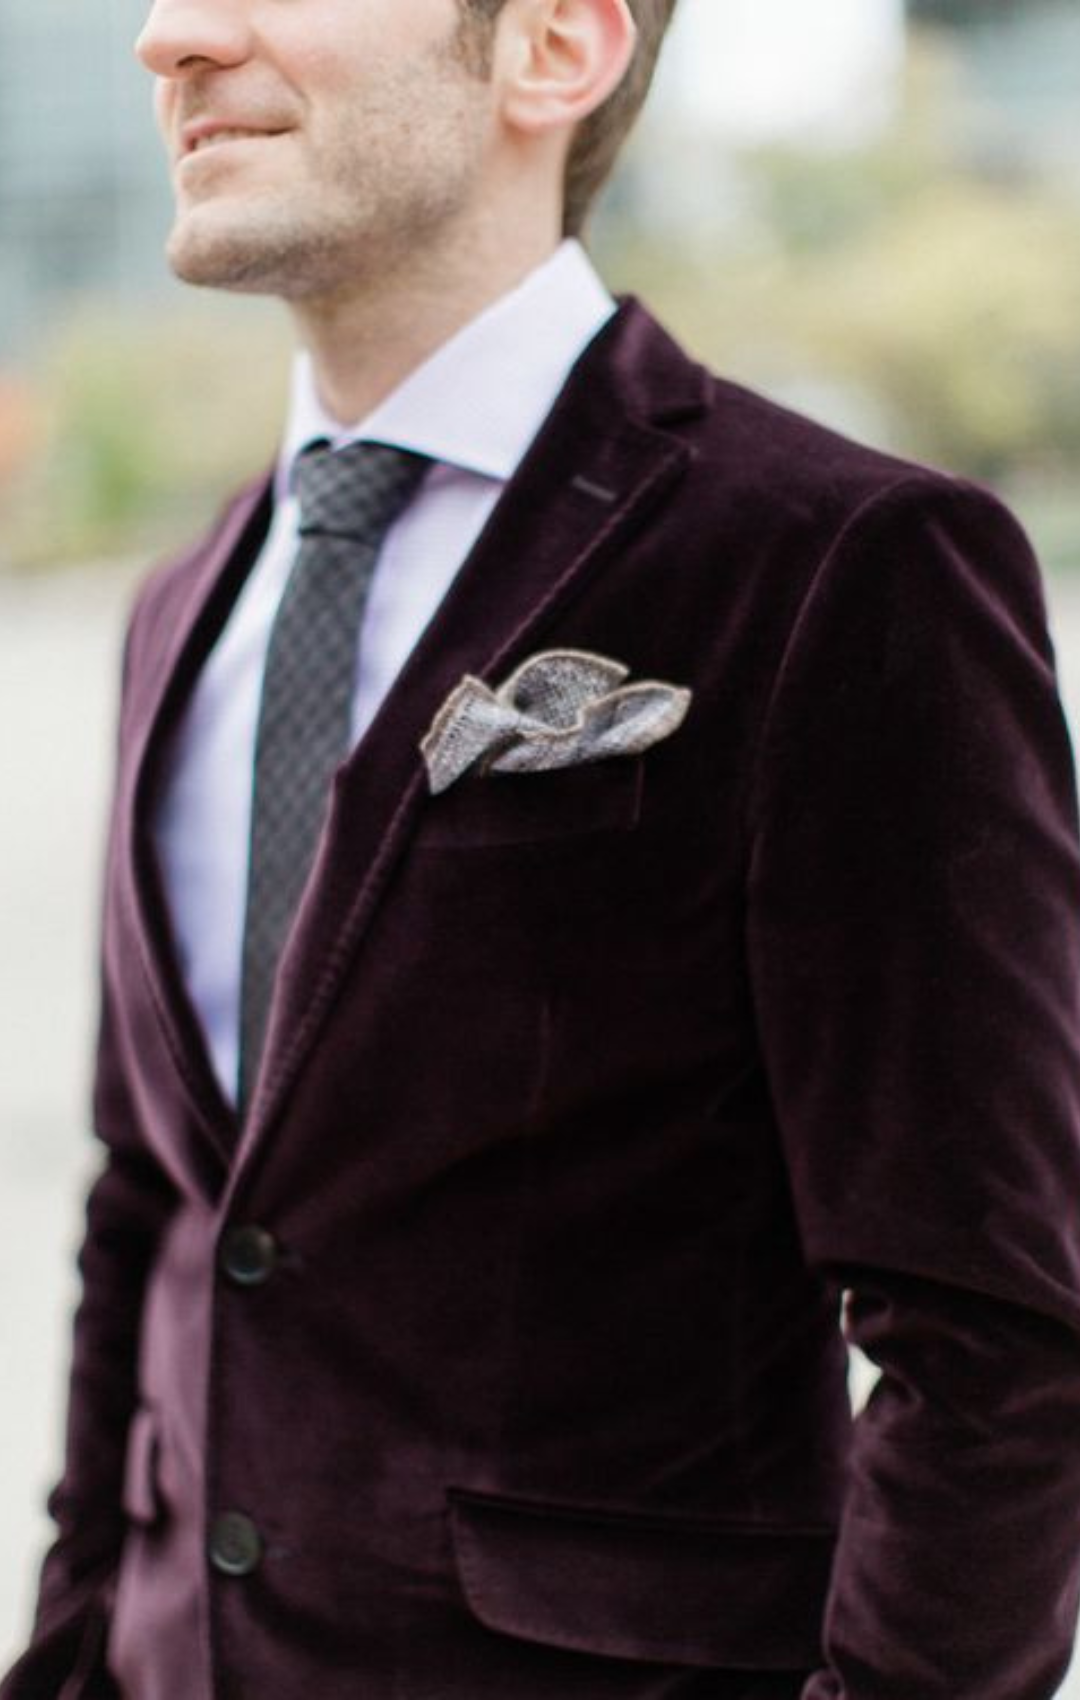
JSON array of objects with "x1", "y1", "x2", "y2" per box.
[
  {"x1": 122, "y1": 1406, "x2": 163, "y2": 1528},
  {"x1": 449, "y1": 1490, "x2": 834, "y2": 1671}
]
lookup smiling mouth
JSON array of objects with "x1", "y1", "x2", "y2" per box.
[{"x1": 183, "y1": 128, "x2": 287, "y2": 158}]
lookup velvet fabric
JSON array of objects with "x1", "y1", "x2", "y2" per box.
[{"x1": 6, "y1": 301, "x2": 1080, "y2": 1700}]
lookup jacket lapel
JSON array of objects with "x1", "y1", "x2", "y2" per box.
[
  {"x1": 235, "y1": 302, "x2": 708, "y2": 1170},
  {"x1": 126, "y1": 478, "x2": 273, "y2": 1169}
]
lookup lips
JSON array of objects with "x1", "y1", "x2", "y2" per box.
[{"x1": 179, "y1": 120, "x2": 288, "y2": 158}]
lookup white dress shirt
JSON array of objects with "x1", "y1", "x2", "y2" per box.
[{"x1": 155, "y1": 240, "x2": 616, "y2": 1103}]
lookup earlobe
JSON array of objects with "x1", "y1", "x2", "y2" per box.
[{"x1": 498, "y1": 0, "x2": 637, "y2": 138}]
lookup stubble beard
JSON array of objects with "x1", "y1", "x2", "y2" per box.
[
  {"x1": 166, "y1": 143, "x2": 486, "y2": 302},
  {"x1": 164, "y1": 189, "x2": 384, "y2": 302},
  {"x1": 165, "y1": 27, "x2": 493, "y2": 304}
]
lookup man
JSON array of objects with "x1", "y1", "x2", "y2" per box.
[{"x1": 6, "y1": 0, "x2": 1080, "y2": 1694}]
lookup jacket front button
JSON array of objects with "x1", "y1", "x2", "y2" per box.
[
  {"x1": 209, "y1": 1512, "x2": 264, "y2": 1577},
  {"x1": 219, "y1": 1224, "x2": 279, "y2": 1287}
]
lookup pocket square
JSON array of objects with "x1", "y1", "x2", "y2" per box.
[{"x1": 420, "y1": 648, "x2": 692, "y2": 795}]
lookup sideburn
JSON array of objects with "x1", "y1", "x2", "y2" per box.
[{"x1": 451, "y1": 1, "x2": 504, "y2": 79}]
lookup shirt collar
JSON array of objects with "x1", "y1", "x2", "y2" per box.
[{"x1": 278, "y1": 240, "x2": 615, "y2": 500}]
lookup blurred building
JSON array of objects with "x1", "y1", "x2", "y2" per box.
[
  {"x1": 906, "y1": 0, "x2": 1080, "y2": 185},
  {"x1": 0, "y1": 0, "x2": 169, "y2": 360}
]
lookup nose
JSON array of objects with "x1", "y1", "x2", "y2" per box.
[{"x1": 135, "y1": 0, "x2": 253, "y2": 78}]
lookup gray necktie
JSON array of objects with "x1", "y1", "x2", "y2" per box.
[{"x1": 238, "y1": 439, "x2": 429, "y2": 1110}]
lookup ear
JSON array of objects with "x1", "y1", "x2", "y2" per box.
[{"x1": 495, "y1": 0, "x2": 637, "y2": 139}]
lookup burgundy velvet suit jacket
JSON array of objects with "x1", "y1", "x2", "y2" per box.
[{"x1": 7, "y1": 302, "x2": 1080, "y2": 1700}]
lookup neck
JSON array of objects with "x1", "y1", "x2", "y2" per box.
[{"x1": 290, "y1": 215, "x2": 563, "y2": 426}]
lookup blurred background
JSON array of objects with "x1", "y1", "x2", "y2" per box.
[{"x1": 2, "y1": 0, "x2": 1080, "y2": 1680}]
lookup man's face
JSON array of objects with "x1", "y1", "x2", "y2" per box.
[{"x1": 136, "y1": 0, "x2": 498, "y2": 301}]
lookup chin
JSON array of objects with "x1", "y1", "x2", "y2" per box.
[
  {"x1": 167, "y1": 199, "x2": 365, "y2": 302},
  {"x1": 166, "y1": 209, "x2": 297, "y2": 296}
]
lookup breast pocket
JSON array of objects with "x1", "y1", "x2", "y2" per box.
[{"x1": 417, "y1": 756, "x2": 645, "y2": 850}]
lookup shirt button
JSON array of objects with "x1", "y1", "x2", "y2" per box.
[
  {"x1": 219, "y1": 1225, "x2": 279, "y2": 1287},
  {"x1": 209, "y1": 1512, "x2": 264, "y2": 1577}
]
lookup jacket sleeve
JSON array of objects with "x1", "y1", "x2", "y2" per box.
[
  {"x1": 1, "y1": 616, "x2": 178, "y2": 1700},
  {"x1": 746, "y1": 477, "x2": 1080, "y2": 1699}
]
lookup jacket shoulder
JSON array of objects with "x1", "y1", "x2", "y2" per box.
[
  {"x1": 694, "y1": 366, "x2": 984, "y2": 529},
  {"x1": 606, "y1": 300, "x2": 1009, "y2": 545}
]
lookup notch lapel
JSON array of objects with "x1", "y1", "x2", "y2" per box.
[
  {"x1": 125, "y1": 479, "x2": 273, "y2": 1173},
  {"x1": 232, "y1": 302, "x2": 708, "y2": 1178}
]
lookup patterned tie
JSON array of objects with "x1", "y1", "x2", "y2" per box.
[{"x1": 238, "y1": 439, "x2": 430, "y2": 1110}]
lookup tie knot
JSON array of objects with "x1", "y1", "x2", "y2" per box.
[{"x1": 292, "y1": 440, "x2": 429, "y2": 544}]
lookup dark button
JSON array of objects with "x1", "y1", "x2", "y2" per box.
[
  {"x1": 209, "y1": 1512, "x2": 263, "y2": 1577},
  {"x1": 220, "y1": 1225, "x2": 279, "y2": 1287}
]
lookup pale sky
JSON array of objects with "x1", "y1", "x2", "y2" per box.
[{"x1": 657, "y1": 0, "x2": 907, "y2": 142}]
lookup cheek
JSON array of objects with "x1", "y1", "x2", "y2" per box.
[{"x1": 272, "y1": 2, "x2": 386, "y2": 88}]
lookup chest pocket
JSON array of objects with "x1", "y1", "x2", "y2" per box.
[{"x1": 415, "y1": 756, "x2": 644, "y2": 850}]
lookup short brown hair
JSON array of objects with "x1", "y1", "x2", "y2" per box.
[{"x1": 455, "y1": 0, "x2": 680, "y2": 237}]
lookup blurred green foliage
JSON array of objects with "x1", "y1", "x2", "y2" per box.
[
  {"x1": 602, "y1": 38, "x2": 1080, "y2": 570},
  {"x1": 613, "y1": 164, "x2": 1080, "y2": 481},
  {"x1": 0, "y1": 299, "x2": 287, "y2": 570},
  {"x1": 0, "y1": 29, "x2": 1077, "y2": 572}
]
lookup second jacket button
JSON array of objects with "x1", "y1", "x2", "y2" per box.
[{"x1": 219, "y1": 1224, "x2": 279, "y2": 1287}]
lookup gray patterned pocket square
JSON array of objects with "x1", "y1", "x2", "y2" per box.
[{"x1": 420, "y1": 648, "x2": 692, "y2": 795}]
